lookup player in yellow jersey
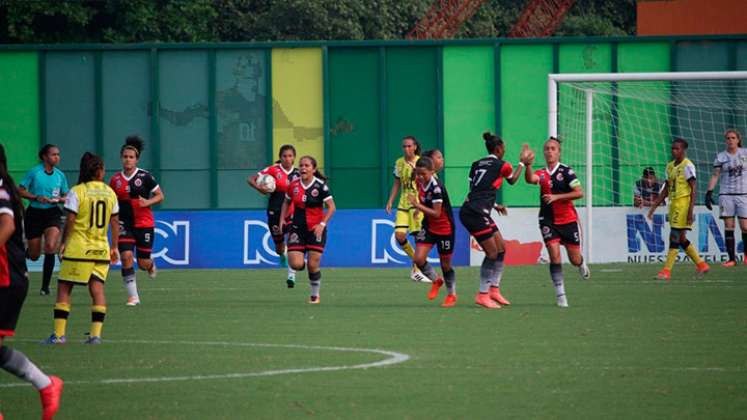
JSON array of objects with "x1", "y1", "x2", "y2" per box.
[
  {"x1": 385, "y1": 136, "x2": 430, "y2": 282},
  {"x1": 647, "y1": 138, "x2": 709, "y2": 280},
  {"x1": 43, "y1": 152, "x2": 119, "y2": 345}
]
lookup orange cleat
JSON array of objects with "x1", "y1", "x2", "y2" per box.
[
  {"x1": 475, "y1": 292, "x2": 501, "y2": 309},
  {"x1": 656, "y1": 269, "x2": 671, "y2": 281},
  {"x1": 696, "y1": 262, "x2": 710, "y2": 275},
  {"x1": 39, "y1": 375, "x2": 63, "y2": 420},
  {"x1": 427, "y1": 278, "x2": 444, "y2": 301},
  {"x1": 721, "y1": 260, "x2": 737, "y2": 268},
  {"x1": 488, "y1": 287, "x2": 511, "y2": 306},
  {"x1": 441, "y1": 293, "x2": 457, "y2": 307},
  {"x1": 308, "y1": 295, "x2": 320, "y2": 304}
]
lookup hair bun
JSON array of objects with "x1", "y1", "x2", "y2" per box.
[
  {"x1": 125, "y1": 135, "x2": 144, "y2": 153},
  {"x1": 482, "y1": 132, "x2": 493, "y2": 141}
]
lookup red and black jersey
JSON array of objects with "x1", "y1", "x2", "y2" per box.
[
  {"x1": 0, "y1": 180, "x2": 27, "y2": 288},
  {"x1": 418, "y1": 177, "x2": 454, "y2": 236},
  {"x1": 464, "y1": 155, "x2": 513, "y2": 212},
  {"x1": 109, "y1": 168, "x2": 159, "y2": 229},
  {"x1": 258, "y1": 164, "x2": 299, "y2": 210},
  {"x1": 286, "y1": 177, "x2": 332, "y2": 230},
  {"x1": 535, "y1": 163, "x2": 580, "y2": 225}
]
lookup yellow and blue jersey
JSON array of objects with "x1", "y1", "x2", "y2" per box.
[
  {"x1": 666, "y1": 158, "x2": 696, "y2": 200},
  {"x1": 62, "y1": 181, "x2": 119, "y2": 262},
  {"x1": 393, "y1": 156, "x2": 419, "y2": 210}
]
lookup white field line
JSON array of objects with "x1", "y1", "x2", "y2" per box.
[{"x1": 0, "y1": 340, "x2": 410, "y2": 388}]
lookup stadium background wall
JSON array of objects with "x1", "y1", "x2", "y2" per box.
[{"x1": 1, "y1": 35, "x2": 746, "y2": 212}]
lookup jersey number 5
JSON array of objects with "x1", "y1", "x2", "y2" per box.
[{"x1": 89, "y1": 200, "x2": 107, "y2": 229}]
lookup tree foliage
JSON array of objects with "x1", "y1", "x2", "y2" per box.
[{"x1": 0, "y1": 0, "x2": 635, "y2": 44}]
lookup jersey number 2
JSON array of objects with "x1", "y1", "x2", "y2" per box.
[{"x1": 89, "y1": 201, "x2": 107, "y2": 229}]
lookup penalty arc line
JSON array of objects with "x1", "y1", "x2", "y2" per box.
[{"x1": 0, "y1": 339, "x2": 411, "y2": 388}]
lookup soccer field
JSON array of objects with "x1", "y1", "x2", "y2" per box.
[{"x1": 2, "y1": 264, "x2": 746, "y2": 419}]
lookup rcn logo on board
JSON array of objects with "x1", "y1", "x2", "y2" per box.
[
  {"x1": 153, "y1": 220, "x2": 190, "y2": 265},
  {"x1": 243, "y1": 220, "x2": 280, "y2": 266},
  {"x1": 370, "y1": 219, "x2": 438, "y2": 265}
]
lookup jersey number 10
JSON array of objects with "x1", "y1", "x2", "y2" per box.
[{"x1": 89, "y1": 201, "x2": 107, "y2": 229}]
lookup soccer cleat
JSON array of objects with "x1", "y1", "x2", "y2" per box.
[
  {"x1": 656, "y1": 269, "x2": 671, "y2": 281},
  {"x1": 287, "y1": 271, "x2": 296, "y2": 288},
  {"x1": 84, "y1": 336, "x2": 102, "y2": 345},
  {"x1": 39, "y1": 375, "x2": 63, "y2": 420},
  {"x1": 488, "y1": 287, "x2": 511, "y2": 306},
  {"x1": 40, "y1": 288, "x2": 50, "y2": 296},
  {"x1": 410, "y1": 266, "x2": 433, "y2": 284},
  {"x1": 721, "y1": 260, "x2": 737, "y2": 268},
  {"x1": 308, "y1": 295, "x2": 320, "y2": 304},
  {"x1": 126, "y1": 297, "x2": 140, "y2": 306},
  {"x1": 427, "y1": 278, "x2": 444, "y2": 300},
  {"x1": 696, "y1": 262, "x2": 710, "y2": 275},
  {"x1": 147, "y1": 262, "x2": 157, "y2": 279},
  {"x1": 441, "y1": 293, "x2": 457, "y2": 307},
  {"x1": 556, "y1": 295, "x2": 569, "y2": 308},
  {"x1": 41, "y1": 334, "x2": 65, "y2": 345},
  {"x1": 475, "y1": 292, "x2": 501, "y2": 309},
  {"x1": 578, "y1": 262, "x2": 591, "y2": 280}
]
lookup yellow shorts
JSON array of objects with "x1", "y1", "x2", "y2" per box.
[
  {"x1": 669, "y1": 197, "x2": 692, "y2": 230},
  {"x1": 58, "y1": 260, "x2": 110, "y2": 284},
  {"x1": 395, "y1": 207, "x2": 423, "y2": 234}
]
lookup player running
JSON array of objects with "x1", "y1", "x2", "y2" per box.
[
  {"x1": 523, "y1": 137, "x2": 590, "y2": 308},
  {"x1": 385, "y1": 136, "x2": 431, "y2": 283},
  {"x1": 460, "y1": 132, "x2": 525, "y2": 309},
  {"x1": 280, "y1": 156, "x2": 335, "y2": 304},
  {"x1": 705, "y1": 129, "x2": 747, "y2": 266},
  {"x1": 18, "y1": 144, "x2": 69, "y2": 295},
  {"x1": 248, "y1": 144, "x2": 299, "y2": 287},
  {"x1": 0, "y1": 145, "x2": 63, "y2": 420},
  {"x1": 648, "y1": 138, "x2": 710, "y2": 280},
  {"x1": 110, "y1": 136, "x2": 163, "y2": 306},
  {"x1": 44, "y1": 152, "x2": 119, "y2": 345},
  {"x1": 408, "y1": 156, "x2": 457, "y2": 307}
]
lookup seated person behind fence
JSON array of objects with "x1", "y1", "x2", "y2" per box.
[{"x1": 634, "y1": 167, "x2": 664, "y2": 208}]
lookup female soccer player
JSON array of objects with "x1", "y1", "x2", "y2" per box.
[
  {"x1": 45, "y1": 152, "x2": 119, "y2": 345},
  {"x1": 705, "y1": 129, "x2": 747, "y2": 266},
  {"x1": 279, "y1": 156, "x2": 335, "y2": 304},
  {"x1": 18, "y1": 144, "x2": 69, "y2": 295},
  {"x1": 647, "y1": 138, "x2": 710, "y2": 280},
  {"x1": 408, "y1": 157, "x2": 457, "y2": 307},
  {"x1": 0, "y1": 145, "x2": 63, "y2": 420},
  {"x1": 459, "y1": 132, "x2": 525, "y2": 309},
  {"x1": 248, "y1": 144, "x2": 299, "y2": 287},
  {"x1": 422, "y1": 149, "x2": 444, "y2": 173},
  {"x1": 385, "y1": 136, "x2": 430, "y2": 282},
  {"x1": 523, "y1": 137, "x2": 590, "y2": 308},
  {"x1": 110, "y1": 136, "x2": 163, "y2": 306}
]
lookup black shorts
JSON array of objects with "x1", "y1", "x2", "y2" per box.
[
  {"x1": 24, "y1": 206, "x2": 63, "y2": 240},
  {"x1": 540, "y1": 222, "x2": 581, "y2": 248},
  {"x1": 415, "y1": 229, "x2": 455, "y2": 256},
  {"x1": 267, "y1": 208, "x2": 290, "y2": 244},
  {"x1": 119, "y1": 225, "x2": 155, "y2": 259},
  {"x1": 459, "y1": 205, "x2": 497, "y2": 243},
  {"x1": 0, "y1": 280, "x2": 29, "y2": 337},
  {"x1": 287, "y1": 224, "x2": 327, "y2": 254}
]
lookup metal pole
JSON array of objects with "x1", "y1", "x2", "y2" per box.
[{"x1": 585, "y1": 88, "x2": 593, "y2": 264}]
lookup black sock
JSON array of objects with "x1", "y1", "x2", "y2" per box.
[
  {"x1": 42, "y1": 254, "x2": 55, "y2": 291},
  {"x1": 725, "y1": 229, "x2": 736, "y2": 261},
  {"x1": 743, "y1": 232, "x2": 747, "y2": 259},
  {"x1": 443, "y1": 268, "x2": 456, "y2": 293}
]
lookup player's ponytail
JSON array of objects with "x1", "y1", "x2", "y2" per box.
[
  {"x1": 275, "y1": 144, "x2": 297, "y2": 164},
  {"x1": 38, "y1": 144, "x2": 58, "y2": 161},
  {"x1": 482, "y1": 131, "x2": 504, "y2": 154},
  {"x1": 78, "y1": 152, "x2": 105, "y2": 184},
  {"x1": 300, "y1": 155, "x2": 327, "y2": 181},
  {"x1": 0, "y1": 144, "x2": 25, "y2": 218},
  {"x1": 725, "y1": 128, "x2": 742, "y2": 147},
  {"x1": 121, "y1": 135, "x2": 144, "y2": 158}
]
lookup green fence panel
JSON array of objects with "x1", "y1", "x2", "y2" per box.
[
  {"x1": 385, "y1": 47, "x2": 439, "y2": 198},
  {"x1": 0, "y1": 52, "x2": 39, "y2": 174},
  {"x1": 736, "y1": 42, "x2": 747, "y2": 153},
  {"x1": 102, "y1": 51, "x2": 152, "y2": 172},
  {"x1": 442, "y1": 46, "x2": 495, "y2": 205},
  {"x1": 328, "y1": 47, "x2": 380, "y2": 208},
  {"x1": 159, "y1": 50, "x2": 210, "y2": 209},
  {"x1": 500, "y1": 44, "x2": 553, "y2": 206}
]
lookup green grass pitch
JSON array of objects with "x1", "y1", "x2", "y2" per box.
[{"x1": 2, "y1": 264, "x2": 746, "y2": 419}]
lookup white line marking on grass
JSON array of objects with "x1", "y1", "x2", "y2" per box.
[
  {"x1": 0, "y1": 340, "x2": 410, "y2": 388},
  {"x1": 599, "y1": 269, "x2": 624, "y2": 272}
]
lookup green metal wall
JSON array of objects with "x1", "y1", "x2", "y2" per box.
[{"x1": 0, "y1": 52, "x2": 38, "y2": 182}]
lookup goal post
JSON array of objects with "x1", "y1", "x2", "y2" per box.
[{"x1": 548, "y1": 71, "x2": 747, "y2": 264}]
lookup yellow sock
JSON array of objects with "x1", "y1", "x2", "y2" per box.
[
  {"x1": 684, "y1": 244, "x2": 704, "y2": 265},
  {"x1": 664, "y1": 248, "x2": 678, "y2": 271},
  {"x1": 90, "y1": 305, "x2": 107, "y2": 338},
  {"x1": 400, "y1": 241, "x2": 415, "y2": 259},
  {"x1": 53, "y1": 303, "x2": 70, "y2": 338}
]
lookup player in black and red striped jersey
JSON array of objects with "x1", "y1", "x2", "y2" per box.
[
  {"x1": 109, "y1": 136, "x2": 164, "y2": 306},
  {"x1": 248, "y1": 145, "x2": 300, "y2": 287},
  {"x1": 459, "y1": 132, "x2": 526, "y2": 309},
  {"x1": 0, "y1": 145, "x2": 63, "y2": 420},
  {"x1": 524, "y1": 137, "x2": 590, "y2": 308},
  {"x1": 279, "y1": 156, "x2": 336, "y2": 304},
  {"x1": 408, "y1": 156, "x2": 458, "y2": 307}
]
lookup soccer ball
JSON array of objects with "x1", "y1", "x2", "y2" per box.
[{"x1": 257, "y1": 174, "x2": 276, "y2": 193}]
